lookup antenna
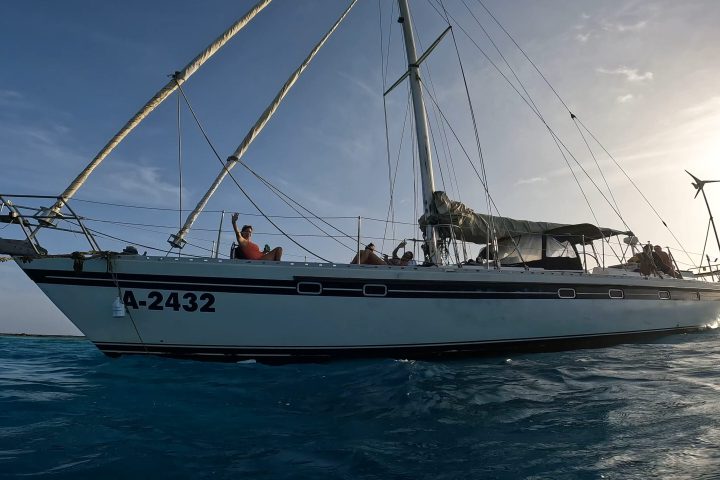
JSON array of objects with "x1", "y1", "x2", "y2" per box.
[{"x1": 686, "y1": 170, "x2": 720, "y2": 258}]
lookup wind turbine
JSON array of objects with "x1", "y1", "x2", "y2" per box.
[{"x1": 686, "y1": 170, "x2": 720, "y2": 273}]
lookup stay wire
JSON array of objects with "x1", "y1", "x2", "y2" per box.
[
  {"x1": 571, "y1": 117, "x2": 622, "y2": 219},
  {"x1": 431, "y1": 7, "x2": 634, "y2": 236},
  {"x1": 174, "y1": 81, "x2": 331, "y2": 262},
  {"x1": 471, "y1": 0, "x2": 694, "y2": 266},
  {"x1": 382, "y1": 86, "x2": 413, "y2": 252},
  {"x1": 237, "y1": 161, "x2": 357, "y2": 253},
  {"x1": 439, "y1": 0, "x2": 493, "y2": 242},
  {"x1": 379, "y1": 0, "x2": 397, "y2": 246},
  {"x1": 575, "y1": 117, "x2": 697, "y2": 267},
  {"x1": 175, "y1": 81, "x2": 183, "y2": 256}
]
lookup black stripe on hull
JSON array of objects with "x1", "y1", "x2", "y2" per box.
[
  {"x1": 94, "y1": 326, "x2": 707, "y2": 364},
  {"x1": 21, "y1": 268, "x2": 720, "y2": 301}
]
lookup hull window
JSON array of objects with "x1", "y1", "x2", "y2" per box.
[
  {"x1": 658, "y1": 290, "x2": 671, "y2": 300},
  {"x1": 609, "y1": 289, "x2": 624, "y2": 299},
  {"x1": 363, "y1": 284, "x2": 387, "y2": 297},
  {"x1": 558, "y1": 288, "x2": 576, "y2": 299},
  {"x1": 297, "y1": 282, "x2": 322, "y2": 295}
]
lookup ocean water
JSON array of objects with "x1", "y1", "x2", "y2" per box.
[{"x1": 1, "y1": 333, "x2": 720, "y2": 479}]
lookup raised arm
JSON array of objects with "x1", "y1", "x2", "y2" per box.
[
  {"x1": 392, "y1": 240, "x2": 407, "y2": 260},
  {"x1": 231, "y1": 213, "x2": 244, "y2": 245}
]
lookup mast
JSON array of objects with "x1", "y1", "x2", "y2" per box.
[
  {"x1": 687, "y1": 170, "x2": 720, "y2": 256},
  {"x1": 397, "y1": 0, "x2": 439, "y2": 263}
]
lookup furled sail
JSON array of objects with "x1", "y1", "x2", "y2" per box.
[
  {"x1": 170, "y1": 0, "x2": 359, "y2": 248},
  {"x1": 419, "y1": 191, "x2": 629, "y2": 244},
  {"x1": 44, "y1": 0, "x2": 272, "y2": 223}
]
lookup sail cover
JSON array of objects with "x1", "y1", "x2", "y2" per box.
[{"x1": 418, "y1": 192, "x2": 630, "y2": 245}]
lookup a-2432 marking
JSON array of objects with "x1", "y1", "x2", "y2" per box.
[{"x1": 123, "y1": 290, "x2": 215, "y2": 312}]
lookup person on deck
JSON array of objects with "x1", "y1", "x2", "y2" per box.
[
  {"x1": 350, "y1": 243, "x2": 386, "y2": 265},
  {"x1": 638, "y1": 244, "x2": 660, "y2": 277},
  {"x1": 653, "y1": 245, "x2": 676, "y2": 277},
  {"x1": 231, "y1": 213, "x2": 283, "y2": 261},
  {"x1": 385, "y1": 240, "x2": 416, "y2": 266}
]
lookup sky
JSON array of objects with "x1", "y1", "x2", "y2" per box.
[{"x1": 1, "y1": 0, "x2": 719, "y2": 335}]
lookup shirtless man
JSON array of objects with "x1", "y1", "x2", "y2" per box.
[
  {"x1": 231, "y1": 213, "x2": 282, "y2": 261},
  {"x1": 385, "y1": 240, "x2": 416, "y2": 266},
  {"x1": 350, "y1": 243, "x2": 386, "y2": 265}
]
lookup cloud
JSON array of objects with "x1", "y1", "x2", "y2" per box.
[
  {"x1": 607, "y1": 20, "x2": 648, "y2": 32},
  {"x1": 576, "y1": 33, "x2": 591, "y2": 43},
  {"x1": 86, "y1": 161, "x2": 182, "y2": 208},
  {"x1": 515, "y1": 176, "x2": 548, "y2": 186},
  {"x1": 0, "y1": 89, "x2": 23, "y2": 102},
  {"x1": 596, "y1": 67, "x2": 654, "y2": 82},
  {"x1": 617, "y1": 94, "x2": 634, "y2": 103}
]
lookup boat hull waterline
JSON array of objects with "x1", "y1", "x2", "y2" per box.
[{"x1": 17, "y1": 256, "x2": 720, "y2": 361}]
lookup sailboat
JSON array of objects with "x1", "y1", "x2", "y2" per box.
[{"x1": 2, "y1": 0, "x2": 719, "y2": 361}]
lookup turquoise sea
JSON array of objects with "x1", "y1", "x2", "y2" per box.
[{"x1": 1, "y1": 332, "x2": 720, "y2": 479}]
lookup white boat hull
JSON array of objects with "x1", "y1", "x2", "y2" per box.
[{"x1": 17, "y1": 255, "x2": 720, "y2": 361}]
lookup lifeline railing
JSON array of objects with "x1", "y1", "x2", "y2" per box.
[{"x1": 0, "y1": 194, "x2": 100, "y2": 255}]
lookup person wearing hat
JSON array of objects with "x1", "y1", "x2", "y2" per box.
[{"x1": 350, "y1": 243, "x2": 386, "y2": 265}]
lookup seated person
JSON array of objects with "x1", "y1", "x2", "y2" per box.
[
  {"x1": 350, "y1": 243, "x2": 386, "y2": 265},
  {"x1": 652, "y1": 245, "x2": 677, "y2": 277},
  {"x1": 385, "y1": 240, "x2": 416, "y2": 266},
  {"x1": 231, "y1": 213, "x2": 283, "y2": 261},
  {"x1": 638, "y1": 244, "x2": 660, "y2": 277}
]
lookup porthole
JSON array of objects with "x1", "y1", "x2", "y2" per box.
[
  {"x1": 363, "y1": 284, "x2": 387, "y2": 297},
  {"x1": 297, "y1": 282, "x2": 322, "y2": 295},
  {"x1": 609, "y1": 289, "x2": 624, "y2": 299},
  {"x1": 658, "y1": 290, "x2": 671, "y2": 300},
  {"x1": 558, "y1": 288, "x2": 576, "y2": 299}
]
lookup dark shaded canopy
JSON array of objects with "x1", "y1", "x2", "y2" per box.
[{"x1": 418, "y1": 192, "x2": 630, "y2": 245}]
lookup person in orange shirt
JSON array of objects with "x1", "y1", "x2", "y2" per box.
[{"x1": 231, "y1": 213, "x2": 283, "y2": 261}]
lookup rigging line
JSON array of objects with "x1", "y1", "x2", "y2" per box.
[
  {"x1": 173, "y1": 82, "x2": 331, "y2": 263},
  {"x1": 237, "y1": 161, "x2": 357, "y2": 253},
  {"x1": 460, "y1": 0, "x2": 636, "y2": 237},
  {"x1": 69, "y1": 217, "x2": 217, "y2": 255},
  {"x1": 378, "y1": 0, "x2": 396, "y2": 246},
  {"x1": 571, "y1": 117, "x2": 622, "y2": 217},
  {"x1": 382, "y1": 88, "x2": 413, "y2": 251},
  {"x1": 454, "y1": 0, "x2": 542, "y2": 117},
  {"x1": 438, "y1": 0, "x2": 493, "y2": 238},
  {"x1": 700, "y1": 218, "x2": 711, "y2": 268},
  {"x1": 382, "y1": 0, "x2": 396, "y2": 86},
  {"x1": 83, "y1": 218, "x2": 218, "y2": 245},
  {"x1": 411, "y1": 2, "x2": 462, "y2": 202},
  {"x1": 175, "y1": 83, "x2": 183, "y2": 258},
  {"x1": 575, "y1": 118, "x2": 697, "y2": 268},
  {"x1": 474, "y1": 0, "x2": 572, "y2": 113},
  {"x1": 409, "y1": 22, "x2": 451, "y2": 198},
  {"x1": 458, "y1": 0, "x2": 634, "y2": 251},
  {"x1": 549, "y1": 133, "x2": 601, "y2": 228},
  {"x1": 412, "y1": 130, "x2": 419, "y2": 259},
  {"x1": 425, "y1": 5, "x2": 633, "y2": 234},
  {"x1": 82, "y1": 226, "x2": 179, "y2": 256}
]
